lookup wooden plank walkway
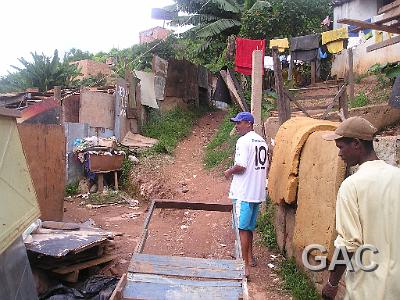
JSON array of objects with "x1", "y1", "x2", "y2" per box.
[{"x1": 120, "y1": 199, "x2": 247, "y2": 300}]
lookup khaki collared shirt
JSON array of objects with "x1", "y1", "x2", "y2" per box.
[{"x1": 335, "y1": 160, "x2": 400, "y2": 300}]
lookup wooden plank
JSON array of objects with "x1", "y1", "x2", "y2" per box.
[
  {"x1": 52, "y1": 254, "x2": 117, "y2": 274},
  {"x1": 311, "y1": 61, "x2": 316, "y2": 84},
  {"x1": 123, "y1": 281, "x2": 243, "y2": 300},
  {"x1": 367, "y1": 35, "x2": 400, "y2": 52},
  {"x1": 293, "y1": 94, "x2": 338, "y2": 101},
  {"x1": 110, "y1": 274, "x2": 127, "y2": 300},
  {"x1": 131, "y1": 253, "x2": 243, "y2": 271},
  {"x1": 284, "y1": 91, "x2": 311, "y2": 117},
  {"x1": 338, "y1": 18, "x2": 400, "y2": 34},
  {"x1": 339, "y1": 91, "x2": 349, "y2": 119},
  {"x1": 0, "y1": 107, "x2": 21, "y2": 118},
  {"x1": 321, "y1": 85, "x2": 346, "y2": 119},
  {"x1": 220, "y1": 70, "x2": 249, "y2": 112},
  {"x1": 272, "y1": 47, "x2": 291, "y2": 124},
  {"x1": 18, "y1": 124, "x2": 66, "y2": 221},
  {"x1": 154, "y1": 199, "x2": 232, "y2": 212},
  {"x1": 232, "y1": 204, "x2": 243, "y2": 260},
  {"x1": 375, "y1": 6, "x2": 400, "y2": 24},
  {"x1": 127, "y1": 273, "x2": 242, "y2": 287},
  {"x1": 129, "y1": 255, "x2": 243, "y2": 280},
  {"x1": 134, "y1": 200, "x2": 156, "y2": 253},
  {"x1": 288, "y1": 85, "x2": 339, "y2": 91},
  {"x1": 348, "y1": 48, "x2": 354, "y2": 101},
  {"x1": 378, "y1": 0, "x2": 400, "y2": 14}
]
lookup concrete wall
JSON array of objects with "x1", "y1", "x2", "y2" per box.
[
  {"x1": 79, "y1": 90, "x2": 115, "y2": 129},
  {"x1": 331, "y1": 36, "x2": 400, "y2": 77},
  {"x1": 333, "y1": 0, "x2": 378, "y2": 29}
]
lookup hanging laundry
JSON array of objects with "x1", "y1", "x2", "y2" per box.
[
  {"x1": 264, "y1": 56, "x2": 274, "y2": 70},
  {"x1": 270, "y1": 38, "x2": 289, "y2": 53},
  {"x1": 375, "y1": 31, "x2": 383, "y2": 43},
  {"x1": 362, "y1": 19, "x2": 373, "y2": 40},
  {"x1": 322, "y1": 27, "x2": 348, "y2": 54},
  {"x1": 235, "y1": 37, "x2": 266, "y2": 76},
  {"x1": 319, "y1": 48, "x2": 328, "y2": 59},
  {"x1": 347, "y1": 37, "x2": 364, "y2": 49},
  {"x1": 290, "y1": 34, "x2": 320, "y2": 62},
  {"x1": 348, "y1": 25, "x2": 360, "y2": 38}
]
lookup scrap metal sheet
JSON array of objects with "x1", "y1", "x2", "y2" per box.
[{"x1": 0, "y1": 115, "x2": 40, "y2": 255}]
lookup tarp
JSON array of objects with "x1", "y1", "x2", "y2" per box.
[{"x1": 134, "y1": 70, "x2": 159, "y2": 109}]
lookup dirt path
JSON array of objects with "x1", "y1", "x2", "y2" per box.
[{"x1": 64, "y1": 110, "x2": 290, "y2": 299}]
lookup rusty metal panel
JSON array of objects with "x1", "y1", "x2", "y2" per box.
[
  {"x1": 88, "y1": 154, "x2": 124, "y2": 172},
  {"x1": 79, "y1": 90, "x2": 115, "y2": 129},
  {"x1": 63, "y1": 94, "x2": 80, "y2": 123},
  {"x1": 0, "y1": 116, "x2": 40, "y2": 255},
  {"x1": 18, "y1": 124, "x2": 66, "y2": 221}
]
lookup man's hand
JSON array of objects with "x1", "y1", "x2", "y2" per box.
[
  {"x1": 322, "y1": 282, "x2": 338, "y2": 300},
  {"x1": 224, "y1": 168, "x2": 232, "y2": 179}
]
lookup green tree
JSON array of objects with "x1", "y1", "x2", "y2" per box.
[
  {"x1": 2, "y1": 50, "x2": 81, "y2": 92},
  {"x1": 64, "y1": 48, "x2": 94, "y2": 63},
  {"x1": 240, "y1": 0, "x2": 331, "y2": 42}
]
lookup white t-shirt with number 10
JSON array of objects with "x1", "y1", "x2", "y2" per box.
[{"x1": 228, "y1": 131, "x2": 268, "y2": 203}]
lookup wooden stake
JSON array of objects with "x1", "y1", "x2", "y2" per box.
[
  {"x1": 311, "y1": 61, "x2": 316, "y2": 85},
  {"x1": 272, "y1": 48, "x2": 291, "y2": 124}
]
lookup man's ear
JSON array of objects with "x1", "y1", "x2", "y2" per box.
[{"x1": 353, "y1": 138, "x2": 362, "y2": 149}]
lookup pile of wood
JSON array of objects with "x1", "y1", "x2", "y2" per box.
[{"x1": 25, "y1": 221, "x2": 118, "y2": 283}]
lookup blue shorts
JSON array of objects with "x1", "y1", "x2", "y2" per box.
[{"x1": 233, "y1": 200, "x2": 260, "y2": 231}]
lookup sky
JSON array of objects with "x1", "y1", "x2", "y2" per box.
[{"x1": 0, "y1": 0, "x2": 181, "y2": 76}]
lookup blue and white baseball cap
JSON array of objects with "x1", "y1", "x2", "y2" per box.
[{"x1": 230, "y1": 112, "x2": 255, "y2": 123}]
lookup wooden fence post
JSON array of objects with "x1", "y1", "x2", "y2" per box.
[
  {"x1": 272, "y1": 48, "x2": 291, "y2": 124},
  {"x1": 251, "y1": 50, "x2": 263, "y2": 135},
  {"x1": 348, "y1": 48, "x2": 355, "y2": 101}
]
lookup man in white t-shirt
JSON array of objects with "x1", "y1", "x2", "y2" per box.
[{"x1": 224, "y1": 112, "x2": 268, "y2": 278}]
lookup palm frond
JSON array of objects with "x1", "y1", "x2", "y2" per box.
[
  {"x1": 247, "y1": 0, "x2": 271, "y2": 12},
  {"x1": 170, "y1": 14, "x2": 220, "y2": 26},
  {"x1": 196, "y1": 18, "x2": 241, "y2": 38},
  {"x1": 209, "y1": 0, "x2": 242, "y2": 14}
]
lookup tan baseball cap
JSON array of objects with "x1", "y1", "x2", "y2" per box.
[{"x1": 322, "y1": 116, "x2": 377, "y2": 141}]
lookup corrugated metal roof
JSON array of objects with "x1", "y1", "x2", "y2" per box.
[{"x1": 0, "y1": 115, "x2": 40, "y2": 255}]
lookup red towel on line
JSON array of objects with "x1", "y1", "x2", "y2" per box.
[{"x1": 235, "y1": 37, "x2": 266, "y2": 76}]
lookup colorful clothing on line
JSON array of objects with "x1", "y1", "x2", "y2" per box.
[
  {"x1": 322, "y1": 27, "x2": 348, "y2": 45},
  {"x1": 270, "y1": 38, "x2": 289, "y2": 53},
  {"x1": 235, "y1": 37, "x2": 266, "y2": 76},
  {"x1": 322, "y1": 27, "x2": 348, "y2": 54}
]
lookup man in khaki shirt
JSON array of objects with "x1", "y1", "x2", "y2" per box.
[{"x1": 322, "y1": 117, "x2": 400, "y2": 299}]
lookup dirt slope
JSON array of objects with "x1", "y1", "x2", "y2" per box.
[{"x1": 65, "y1": 110, "x2": 290, "y2": 299}]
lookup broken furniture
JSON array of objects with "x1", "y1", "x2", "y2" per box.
[
  {"x1": 25, "y1": 221, "x2": 117, "y2": 283},
  {"x1": 114, "y1": 199, "x2": 248, "y2": 300},
  {"x1": 88, "y1": 152, "x2": 124, "y2": 192}
]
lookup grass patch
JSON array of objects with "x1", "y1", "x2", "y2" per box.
[
  {"x1": 120, "y1": 158, "x2": 133, "y2": 189},
  {"x1": 350, "y1": 92, "x2": 368, "y2": 108},
  {"x1": 88, "y1": 191, "x2": 125, "y2": 205},
  {"x1": 204, "y1": 109, "x2": 238, "y2": 169},
  {"x1": 65, "y1": 181, "x2": 79, "y2": 196},
  {"x1": 142, "y1": 107, "x2": 203, "y2": 154},
  {"x1": 256, "y1": 201, "x2": 278, "y2": 250},
  {"x1": 279, "y1": 258, "x2": 319, "y2": 300}
]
